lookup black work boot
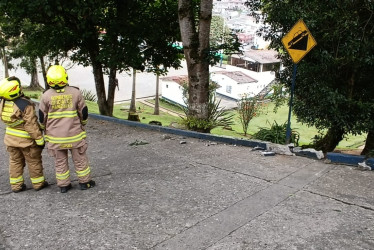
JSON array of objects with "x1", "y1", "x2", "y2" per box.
[
  {"x1": 35, "y1": 181, "x2": 49, "y2": 191},
  {"x1": 13, "y1": 184, "x2": 27, "y2": 193},
  {"x1": 79, "y1": 180, "x2": 96, "y2": 190},
  {"x1": 60, "y1": 184, "x2": 72, "y2": 193}
]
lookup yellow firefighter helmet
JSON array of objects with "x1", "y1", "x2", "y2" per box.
[
  {"x1": 46, "y1": 65, "x2": 68, "y2": 89},
  {"x1": 0, "y1": 76, "x2": 22, "y2": 100}
]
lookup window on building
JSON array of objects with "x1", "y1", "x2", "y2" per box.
[{"x1": 226, "y1": 85, "x2": 232, "y2": 94}]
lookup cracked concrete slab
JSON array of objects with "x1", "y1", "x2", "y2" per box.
[
  {"x1": 207, "y1": 191, "x2": 374, "y2": 250},
  {"x1": 0, "y1": 118, "x2": 373, "y2": 249}
]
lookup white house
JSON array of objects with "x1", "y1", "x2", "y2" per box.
[
  {"x1": 160, "y1": 65, "x2": 275, "y2": 106},
  {"x1": 211, "y1": 70, "x2": 274, "y2": 100},
  {"x1": 160, "y1": 75, "x2": 188, "y2": 107}
]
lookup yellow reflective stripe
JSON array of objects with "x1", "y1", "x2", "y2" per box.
[
  {"x1": 82, "y1": 119, "x2": 87, "y2": 125},
  {"x1": 10, "y1": 176, "x2": 24, "y2": 184},
  {"x1": 35, "y1": 137, "x2": 45, "y2": 146},
  {"x1": 4, "y1": 101, "x2": 13, "y2": 106},
  {"x1": 45, "y1": 131, "x2": 86, "y2": 144},
  {"x1": 56, "y1": 170, "x2": 70, "y2": 180},
  {"x1": 39, "y1": 123, "x2": 45, "y2": 130},
  {"x1": 2, "y1": 115, "x2": 11, "y2": 121},
  {"x1": 31, "y1": 176, "x2": 45, "y2": 184},
  {"x1": 7, "y1": 120, "x2": 24, "y2": 127},
  {"x1": 76, "y1": 166, "x2": 90, "y2": 177},
  {"x1": 3, "y1": 107, "x2": 13, "y2": 112},
  {"x1": 6, "y1": 127, "x2": 31, "y2": 138},
  {"x1": 48, "y1": 110, "x2": 77, "y2": 118}
]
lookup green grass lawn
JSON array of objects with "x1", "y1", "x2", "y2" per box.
[
  {"x1": 24, "y1": 88, "x2": 366, "y2": 149},
  {"x1": 88, "y1": 99, "x2": 366, "y2": 149}
]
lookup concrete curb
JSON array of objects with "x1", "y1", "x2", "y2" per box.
[
  {"x1": 87, "y1": 113, "x2": 371, "y2": 170},
  {"x1": 89, "y1": 113, "x2": 267, "y2": 149},
  {"x1": 327, "y1": 152, "x2": 374, "y2": 170}
]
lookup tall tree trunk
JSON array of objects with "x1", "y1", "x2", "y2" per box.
[
  {"x1": 129, "y1": 69, "x2": 137, "y2": 113},
  {"x1": 315, "y1": 126, "x2": 345, "y2": 154},
  {"x1": 361, "y1": 130, "x2": 374, "y2": 156},
  {"x1": 178, "y1": 0, "x2": 212, "y2": 120},
  {"x1": 107, "y1": 68, "x2": 117, "y2": 116},
  {"x1": 89, "y1": 50, "x2": 110, "y2": 116},
  {"x1": 39, "y1": 56, "x2": 49, "y2": 90},
  {"x1": 29, "y1": 58, "x2": 40, "y2": 89},
  {"x1": 154, "y1": 73, "x2": 160, "y2": 115},
  {"x1": 128, "y1": 69, "x2": 140, "y2": 121},
  {"x1": 1, "y1": 47, "x2": 9, "y2": 78}
]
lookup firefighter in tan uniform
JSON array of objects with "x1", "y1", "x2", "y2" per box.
[
  {"x1": 0, "y1": 76, "x2": 49, "y2": 193},
  {"x1": 39, "y1": 65, "x2": 95, "y2": 193}
]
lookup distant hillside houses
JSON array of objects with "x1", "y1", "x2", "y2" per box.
[{"x1": 229, "y1": 49, "x2": 281, "y2": 72}]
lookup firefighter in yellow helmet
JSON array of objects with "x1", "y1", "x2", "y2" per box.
[
  {"x1": 0, "y1": 76, "x2": 48, "y2": 193},
  {"x1": 39, "y1": 65, "x2": 95, "y2": 193}
]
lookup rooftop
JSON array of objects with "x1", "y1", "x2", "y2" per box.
[
  {"x1": 213, "y1": 71, "x2": 257, "y2": 84},
  {"x1": 233, "y1": 49, "x2": 281, "y2": 64}
]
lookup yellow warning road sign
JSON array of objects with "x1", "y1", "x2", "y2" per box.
[{"x1": 281, "y1": 19, "x2": 317, "y2": 64}]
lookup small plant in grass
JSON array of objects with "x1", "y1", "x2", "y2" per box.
[
  {"x1": 253, "y1": 120, "x2": 300, "y2": 146},
  {"x1": 237, "y1": 93, "x2": 263, "y2": 136},
  {"x1": 81, "y1": 89, "x2": 97, "y2": 102}
]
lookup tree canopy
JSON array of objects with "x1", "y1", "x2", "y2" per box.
[
  {"x1": 0, "y1": 0, "x2": 182, "y2": 116},
  {"x1": 246, "y1": 0, "x2": 374, "y2": 152}
]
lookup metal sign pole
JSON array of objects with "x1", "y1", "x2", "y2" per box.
[{"x1": 285, "y1": 63, "x2": 297, "y2": 144}]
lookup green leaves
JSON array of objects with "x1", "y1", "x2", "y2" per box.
[
  {"x1": 237, "y1": 94, "x2": 263, "y2": 136},
  {"x1": 253, "y1": 120, "x2": 300, "y2": 146},
  {"x1": 181, "y1": 80, "x2": 234, "y2": 133},
  {"x1": 246, "y1": 0, "x2": 374, "y2": 137}
]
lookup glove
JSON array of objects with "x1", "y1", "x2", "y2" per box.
[{"x1": 38, "y1": 143, "x2": 45, "y2": 150}]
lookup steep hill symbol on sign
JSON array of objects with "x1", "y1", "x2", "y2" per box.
[{"x1": 288, "y1": 30, "x2": 308, "y2": 51}]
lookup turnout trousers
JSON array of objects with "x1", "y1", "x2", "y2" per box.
[
  {"x1": 7, "y1": 146, "x2": 45, "y2": 191},
  {"x1": 49, "y1": 143, "x2": 91, "y2": 187}
]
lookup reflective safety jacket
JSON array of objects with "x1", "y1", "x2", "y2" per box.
[
  {"x1": 39, "y1": 86, "x2": 88, "y2": 150},
  {"x1": 0, "y1": 96, "x2": 45, "y2": 148}
]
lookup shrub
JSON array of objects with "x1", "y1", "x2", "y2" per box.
[
  {"x1": 253, "y1": 120, "x2": 300, "y2": 146},
  {"x1": 181, "y1": 81, "x2": 234, "y2": 133},
  {"x1": 237, "y1": 93, "x2": 263, "y2": 136},
  {"x1": 81, "y1": 89, "x2": 97, "y2": 102}
]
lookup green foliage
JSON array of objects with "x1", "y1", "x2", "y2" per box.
[
  {"x1": 181, "y1": 81, "x2": 234, "y2": 133},
  {"x1": 253, "y1": 120, "x2": 300, "y2": 146},
  {"x1": 237, "y1": 94, "x2": 263, "y2": 136},
  {"x1": 210, "y1": 16, "x2": 233, "y2": 47},
  {"x1": 245, "y1": 0, "x2": 374, "y2": 151},
  {"x1": 81, "y1": 89, "x2": 97, "y2": 102},
  {"x1": 268, "y1": 83, "x2": 287, "y2": 113},
  {"x1": 1, "y1": 0, "x2": 182, "y2": 116}
]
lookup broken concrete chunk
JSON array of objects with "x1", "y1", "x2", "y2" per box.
[
  {"x1": 261, "y1": 151, "x2": 276, "y2": 156},
  {"x1": 295, "y1": 148, "x2": 324, "y2": 160},
  {"x1": 162, "y1": 134, "x2": 172, "y2": 140},
  {"x1": 129, "y1": 140, "x2": 149, "y2": 146},
  {"x1": 252, "y1": 146, "x2": 265, "y2": 151}
]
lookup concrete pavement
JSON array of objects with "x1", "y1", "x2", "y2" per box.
[{"x1": 0, "y1": 116, "x2": 373, "y2": 249}]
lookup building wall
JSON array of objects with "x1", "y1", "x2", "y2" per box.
[
  {"x1": 211, "y1": 73, "x2": 267, "y2": 100},
  {"x1": 161, "y1": 81, "x2": 186, "y2": 107}
]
